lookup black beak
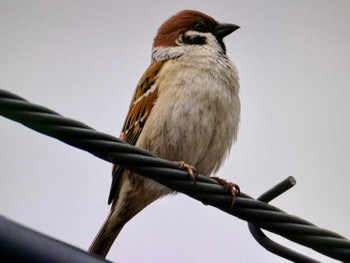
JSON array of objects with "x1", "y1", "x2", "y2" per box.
[{"x1": 215, "y1": 23, "x2": 240, "y2": 39}]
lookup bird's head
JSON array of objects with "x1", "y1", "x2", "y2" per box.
[{"x1": 153, "y1": 10, "x2": 239, "y2": 57}]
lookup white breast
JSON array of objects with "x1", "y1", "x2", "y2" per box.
[{"x1": 138, "y1": 46, "x2": 240, "y2": 176}]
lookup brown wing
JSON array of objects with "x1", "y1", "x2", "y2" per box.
[{"x1": 108, "y1": 60, "x2": 164, "y2": 204}]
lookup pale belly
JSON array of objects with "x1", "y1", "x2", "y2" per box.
[{"x1": 137, "y1": 73, "x2": 240, "y2": 176}]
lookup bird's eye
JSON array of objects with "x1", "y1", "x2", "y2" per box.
[{"x1": 193, "y1": 21, "x2": 209, "y2": 32}]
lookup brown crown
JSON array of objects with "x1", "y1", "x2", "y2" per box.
[{"x1": 153, "y1": 10, "x2": 218, "y2": 48}]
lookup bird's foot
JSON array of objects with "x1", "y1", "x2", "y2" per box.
[
  {"x1": 211, "y1": 176, "x2": 240, "y2": 208},
  {"x1": 174, "y1": 161, "x2": 198, "y2": 181}
]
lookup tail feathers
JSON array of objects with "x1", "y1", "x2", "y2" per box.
[{"x1": 88, "y1": 208, "x2": 126, "y2": 258}]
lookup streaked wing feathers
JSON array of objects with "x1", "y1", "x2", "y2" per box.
[{"x1": 108, "y1": 60, "x2": 164, "y2": 204}]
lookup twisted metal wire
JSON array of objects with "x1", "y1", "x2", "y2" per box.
[
  {"x1": 1, "y1": 89, "x2": 350, "y2": 262},
  {"x1": 248, "y1": 177, "x2": 321, "y2": 263}
]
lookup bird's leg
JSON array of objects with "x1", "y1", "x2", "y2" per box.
[
  {"x1": 174, "y1": 161, "x2": 198, "y2": 181},
  {"x1": 211, "y1": 176, "x2": 240, "y2": 208}
]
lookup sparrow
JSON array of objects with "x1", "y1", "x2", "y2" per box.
[{"x1": 89, "y1": 10, "x2": 240, "y2": 258}]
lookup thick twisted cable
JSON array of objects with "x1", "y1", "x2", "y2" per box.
[
  {"x1": 1, "y1": 89, "x2": 349, "y2": 262},
  {"x1": 248, "y1": 177, "x2": 321, "y2": 262}
]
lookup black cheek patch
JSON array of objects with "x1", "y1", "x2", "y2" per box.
[{"x1": 182, "y1": 34, "x2": 207, "y2": 45}]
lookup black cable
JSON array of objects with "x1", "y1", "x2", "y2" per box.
[
  {"x1": 248, "y1": 177, "x2": 321, "y2": 262},
  {"x1": 1, "y1": 89, "x2": 350, "y2": 262},
  {"x1": 0, "y1": 215, "x2": 112, "y2": 263}
]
